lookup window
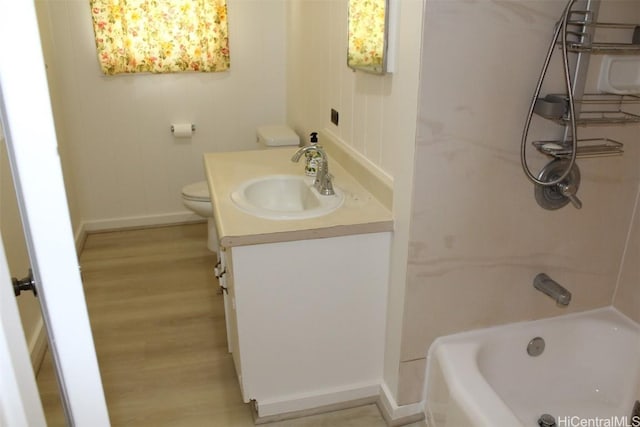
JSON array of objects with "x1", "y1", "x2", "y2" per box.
[
  {"x1": 89, "y1": 0, "x2": 230, "y2": 75},
  {"x1": 347, "y1": 0, "x2": 386, "y2": 72}
]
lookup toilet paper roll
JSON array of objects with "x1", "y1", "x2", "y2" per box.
[{"x1": 171, "y1": 123, "x2": 194, "y2": 138}]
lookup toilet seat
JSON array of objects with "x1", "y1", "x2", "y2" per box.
[{"x1": 181, "y1": 181, "x2": 210, "y2": 202}]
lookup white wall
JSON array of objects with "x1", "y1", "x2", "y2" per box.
[
  {"x1": 35, "y1": 0, "x2": 82, "y2": 241},
  {"x1": 286, "y1": 0, "x2": 422, "y2": 176},
  {"x1": 37, "y1": 0, "x2": 289, "y2": 232},
  {"x1": 285, "y1": 0, "x2": 425, "y2": 402}
]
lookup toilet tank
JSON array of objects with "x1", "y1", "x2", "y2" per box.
[{"x1": 257, "y1": 125, "x2": 300, "y2": 148}]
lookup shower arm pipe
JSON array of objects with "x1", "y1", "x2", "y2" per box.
[{"x1": 520, "y1": 0, "x2": 578, "y2": 187}]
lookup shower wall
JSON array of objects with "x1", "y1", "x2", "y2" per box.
[{"x1": 398, "y1": 0, "x2": 640, "y2": 404}]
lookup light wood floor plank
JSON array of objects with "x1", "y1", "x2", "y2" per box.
[{"x1": 35, "y1": 223, "x2": 418, "y2": 426}]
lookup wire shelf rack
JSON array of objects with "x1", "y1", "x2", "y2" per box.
[
  {"x1": 532, "y1": 138, "x2": 624, "y2": 159},
  {"x1": 534, "y1": 93, "x2": 640, "y2": 126},
  {"x1": 564, "y1": 12, "x2": 640, "y2": 54}
]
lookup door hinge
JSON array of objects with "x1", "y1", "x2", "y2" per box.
[
  {"x1": 214, "y1": 261, "x2": 228, "y2": 295},
  {"x1": 214, "y1": 261, "x2": 226, "y2": 279}
]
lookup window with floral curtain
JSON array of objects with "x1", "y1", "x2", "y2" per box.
[
  {"x1": 89, "y1": 0, "x2": 230, "y2": 75},
  {"x1": 347, "y1": 0, "x2": 385, "y2": 71}
]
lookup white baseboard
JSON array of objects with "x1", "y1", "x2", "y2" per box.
[
  {"x1": 255, "y1": 383, "x2": 381, "y2": 419},
  {"x1": 82, "y1": 211, "x2": 203, "y2": 233},
  {"x1": 252, "y1": 382, "x2": 425, "y2": 426},
  {"x1": 74, "y1": 221, "x2": 87, "y2": 253},
  {"x1": 377, "y1": 382, "x2": 426, "y2": 426},
  {"x1": 73, "y1": 212, "x2": 202, "y2": 253},
  {"x1": 29, "y1": 317, "x2": 48, "y2": 373}
]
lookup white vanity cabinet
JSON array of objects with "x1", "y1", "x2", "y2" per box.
[
  {"x1": 217, "y1": 232, "x2": 391, "y2": 418},
  {"x1": 204, "y1": 146, "x2": 394, "y2": 418}
]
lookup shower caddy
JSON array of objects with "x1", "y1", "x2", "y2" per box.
[{"x1": 521, "y1": 0, "x2": 640, "y2": 210}]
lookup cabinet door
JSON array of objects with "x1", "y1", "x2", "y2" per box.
[
  {"x1": 221, "y1": 248, "x2": 246, "y2": 401},
  {"x1": 228, "y1": 234, "x2": 390, "y2": 416}
]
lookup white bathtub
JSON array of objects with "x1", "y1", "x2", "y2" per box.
[{"x1": 424, "y1": 307, "x2": 640, "y2": 427}]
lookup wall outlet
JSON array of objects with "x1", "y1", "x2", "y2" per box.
[{"x1": 331, "y1": 108, "x2": 339, "y2": 126}]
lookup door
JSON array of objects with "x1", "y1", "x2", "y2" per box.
[
  {"x1": 0, "y1": 238, "x2": 46, "y2": 426},
  {"x1": 0, "y1": 0, "x2": 110, "y2": 426}
]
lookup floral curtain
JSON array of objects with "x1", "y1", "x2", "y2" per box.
[
  {"x1": 347, "y1": 0, "x2": 385, "y2": 70},
  {"x1": 89, "y1": 0, "x2": 230, "y2": 75}
]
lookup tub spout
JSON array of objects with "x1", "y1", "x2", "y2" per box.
[{"x1": 533, "y1": 273, "x2": 571, "y2": 306}]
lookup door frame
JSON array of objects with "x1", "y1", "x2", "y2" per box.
[{"x1": 0, "y1": 0, "x2": 110, "y2": 425}]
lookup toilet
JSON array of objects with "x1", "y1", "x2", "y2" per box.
[
  {"x1": 181, "y1": 181, "x2": 217, "y2": 251},
  {"x1": 181, "y1": 125, "x2": 300, "y2": 253}
]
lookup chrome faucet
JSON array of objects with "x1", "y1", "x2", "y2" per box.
[
  {"x1": 533, "y1": 273, "x2": 571, "y2": 306},
  {"x1": 291, "y1": 146, "x2": 335, "y2": 196}
]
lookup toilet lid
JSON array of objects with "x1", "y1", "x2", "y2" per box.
[{"x1": 181, "y1": 181, "x2": 210, "y2": 202}]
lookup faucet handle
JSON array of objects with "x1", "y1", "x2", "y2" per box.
[{"x1": 558, "y1": 182, "x2": 582, "y2": 209}]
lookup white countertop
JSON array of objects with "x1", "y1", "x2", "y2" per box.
[{"x1": 204, "y1": 148, "x2": 393, "y2": 247}]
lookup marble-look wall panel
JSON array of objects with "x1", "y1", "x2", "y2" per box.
[{"x1": 398, "y1": 0, "x2": 640, "y2": 404}]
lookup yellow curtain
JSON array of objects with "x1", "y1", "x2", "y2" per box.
[
  {"x1": 347, "y1": 0, "x2": 385, "y2": 69},
  {"x1": 89, "y1": 0, "x2": 230, "y2": 75}
]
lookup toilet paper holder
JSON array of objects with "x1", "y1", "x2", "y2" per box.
[{"x1": 170, "y1": 124, "x2": 196, "y2": 133}]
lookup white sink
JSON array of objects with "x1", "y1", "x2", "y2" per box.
[{"x1": 230, "y1": 175, "x2": 344, "y2": 220}]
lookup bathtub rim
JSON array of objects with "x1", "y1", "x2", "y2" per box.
[{"x1": 423, "y1": 306, "x2": 640, "y2": 427}]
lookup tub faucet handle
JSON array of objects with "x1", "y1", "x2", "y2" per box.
[{"x1": 558, "y1": 182, "x2": 582, "y2": 209}]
